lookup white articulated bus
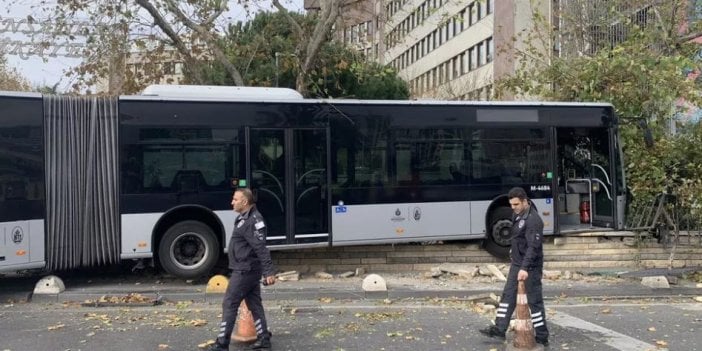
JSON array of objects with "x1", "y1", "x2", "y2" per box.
[{"x1": 0, "y1": 86, "x2": 626, "y2": 278}]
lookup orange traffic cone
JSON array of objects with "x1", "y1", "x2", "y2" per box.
[
  {"x1": 232, "y1": 301, "x2": 258, "y2": 343},
  {"x1": 506, "y1": 280, "x2": 543, "y2": 351}
]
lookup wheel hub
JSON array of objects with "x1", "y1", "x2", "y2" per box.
[{"x1": 173, "y1": 233, "x2": 205, "y2": 267}]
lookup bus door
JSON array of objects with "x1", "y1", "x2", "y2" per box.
[
  {"x1": 247, "y1": 128, "x2": 329, "y2": 246},
  {"x1": 556, "y1": 128, "x2": 615, "y2": 230}
]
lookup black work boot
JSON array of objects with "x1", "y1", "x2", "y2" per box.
[
  {"x1": 250, "y1": 332, "x2": 272, "y2": 350},
  {"x1": 478, "y1": 325, "x2": 506, "y2": 339},
  {"x1": 536, "y1": 337, "x2": 550, "y2": 347},
  {"x1": 205, "y1": 341, "x2": 228, "y2": 351}
]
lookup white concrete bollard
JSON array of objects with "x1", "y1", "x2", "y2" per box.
[
  {"x1": 33, "y1": 275, "x2": 66, "y2": 294},
  {"x1": 362, "y1": 274, "x2": 387, "y2": 292}
]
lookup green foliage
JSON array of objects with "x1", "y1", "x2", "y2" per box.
[
  {"x1": 191, "y1": 11, "x2": 408, "y2": 100},
  {"x1": 0, "y1": 54, "x2": 31, "y2": 91},
  {"x1": 497, "y1": 0, "x2": 702, "y2": 215}
]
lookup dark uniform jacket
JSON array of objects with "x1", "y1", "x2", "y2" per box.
[
  {"x1": 509, "y1": 205, "x2": 544, "y2": 270},
  {"x1": 228, "y1": 205, "x2": 276, "y2": 277}
]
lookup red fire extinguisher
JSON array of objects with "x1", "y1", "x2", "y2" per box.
[{"x1": 580, "y1": 201, "x2": 590, "y2": 224}]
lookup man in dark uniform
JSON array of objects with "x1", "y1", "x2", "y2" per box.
[
  {"x1": 209, "y1": 188, "x2": 277, "y2": 351},
  {"x1": 479, "y1": 187, "x2": 550, "y2": 347}
]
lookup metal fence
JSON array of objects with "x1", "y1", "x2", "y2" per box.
[{"x1": 626, "y1": 193, "x2": 702, "y2": 248}]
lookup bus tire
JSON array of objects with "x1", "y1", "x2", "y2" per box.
[
  {"x1": 158, "y1": 220, "x2": 220, "y2": 279},
  {"x1": 484, "y1": 207, "x2": 513, "y2": 260}
]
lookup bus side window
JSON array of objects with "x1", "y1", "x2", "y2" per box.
[{"x1": 6, "y1": 180, "x2": 26, "y2": 200}]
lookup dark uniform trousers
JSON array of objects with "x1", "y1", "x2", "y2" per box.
[
  {"x1": 495, "y1": 263, "x2": 549, "y2": 341},
  {"x1": 217, "y1": 270, "x2": 269, "y2": 345}
]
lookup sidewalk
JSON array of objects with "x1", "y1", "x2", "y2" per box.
[{"x1": 17, "y1": 267, "x2": 702, "y2": 305}]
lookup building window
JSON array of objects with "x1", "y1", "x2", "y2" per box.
[
  {"x1": 468, "y1": 3, "x2": 475, "y2": 25},
  {"x1": 468, "y1": 47, "x2": 475, "y2": 70},
  {"x1": 452, "y1": 57, "x2": 458, "y2": 79},
  {"x1": 460, "y1": 52, "x2": 465, "y2": 74},
  {"x1": 459, "y1": 10, "x2": 465, "y2": 32},
  {"x1": 486, "y1": 37, "x2": 493, "y2": 62},
  {"x1": 477, "y1": 42, "x2": 483, "y2": 67}
]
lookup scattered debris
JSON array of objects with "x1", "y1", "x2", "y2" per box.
[
  {"x1": 428, "y1": 267, "x2": 443, "y2": 278},
  {"x1": 315, "y1": 272, "x2": 333, "y2": 279},
  {"x1": 478, "y1": 266, "x2": 493, "y2": 277},
  {"x1": 486, "y1": 265, "x2": 507, "y2": 281},
  {"x1": 81, "y1": 293, "x2": 161, "y2": 307},
  {"x1": 276, "y1": 271, "x2": 300, "y2": 281},
  {"x1": 355, "y1": 267, "x2": 366, "y2": 276},
  {"x1": 463, "y1": 293, "x2": 499, "y2": 306},
  {"x1": 437, "y1": 263, "x2": 477, "y2": 278},
  {"x1": 338, "y1": 271, "x2": 355, "y2": 278},
  {"x1": 543, "y1": 270, "x2": 562, "y2": 280}
]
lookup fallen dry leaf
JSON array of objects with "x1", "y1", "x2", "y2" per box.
[
  {"x1": 319, "y1": 297, "x2": 334, "y2": 303},
  {"x1": 656, "y1": 340, "x2": 668, "y2": 347},
  {"x1": 600, "y1": 308, "x2": 612, "y2": 314},
  {"x1": 190, "y1": 319, "x2": 207, "y2": 327},
  {"x1": 198, "y1": 340, "x2": 215, "y2": 349},
  {"x1": 648, "y1": 327, "x2": 656, "y2": 332},
  {"x1": 47, "y1": 324, "x2": 65, "y2": 331},
  {"x1": 158, "y1": 344, "x2": 169, "y2": 349}
]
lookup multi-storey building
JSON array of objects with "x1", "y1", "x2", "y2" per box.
[
  {"x1": 308, "y1": 0, "x2": 555, "y2": 100},
  {"x1": 311, "y1": 0, "x2": 678, "y2": 100}
]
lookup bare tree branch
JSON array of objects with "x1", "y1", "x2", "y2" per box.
[
  {"x1": 203, "y1": 2, "x2": 227, "y2": 27},
  {"x1": 134, "y1": 0, "x2": 205, "y2": 84},
  {"x1": 296, "y1": 0, "x2": 341, "y2": 93},
  {"x1": 162, "y1": 0, "x2": 244, "y2": 85},
  {"x1": 271, "y1": 0, "x2": 305, "y2": 39}
]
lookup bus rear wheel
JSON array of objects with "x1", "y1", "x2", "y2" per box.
[
  {"x1": 484, "y1": 207, "x2": 513, "y2": 260},
  {"x1": 158, "y1": 221, "x2": 219, "y2": 279}
]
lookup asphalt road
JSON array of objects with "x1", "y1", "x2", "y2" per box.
[
  {"x1": 2, "y1": 266, "x2": 702, "y2": 351},
  {"x1": 1, "y1": 296, "x2": 700, "y2": 351}
]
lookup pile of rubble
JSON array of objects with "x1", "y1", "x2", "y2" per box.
[
  {"x1": 275, "y1": 267, "x2": 367, "y2": 282},
  {"x1": 425, "y1": 263, "x2": 586, "y2": 282}
]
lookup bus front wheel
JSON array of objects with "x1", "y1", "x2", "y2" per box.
[
  {"x1": 484, "y1": 208, "x2": 512, "y2": 260},
  {"x1": 158, "y1": 221, "x2": 220, "y2": 279}
]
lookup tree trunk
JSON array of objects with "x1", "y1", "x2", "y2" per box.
[{"x1": 273, "y1": 0, "x2": 341, "y2": 96}]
